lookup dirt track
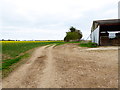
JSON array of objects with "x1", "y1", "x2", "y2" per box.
[{"x1": 2, "y1": 44, "x2": 118, "y2": 88}]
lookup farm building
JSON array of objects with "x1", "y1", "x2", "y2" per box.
[{"x1": 91, "y1": 19, "x2": 120, "y2": 46}]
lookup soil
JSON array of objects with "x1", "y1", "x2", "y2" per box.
[{"x1": 2, "y1": 44, "x2": 118, "y2": 88}]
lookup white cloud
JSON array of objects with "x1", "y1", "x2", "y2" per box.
[{"x1": 0, "y1": 0, "x2": 119, "y2": 40}]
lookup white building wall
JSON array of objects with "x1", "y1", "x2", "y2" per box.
[{"x1": 91, "y1": 26, "x2": 100, "y2": 45}]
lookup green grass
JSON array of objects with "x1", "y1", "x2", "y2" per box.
[
  {"x1": 2, "y1": 41, "x2": 64, "y2": 59},
  {"x1": 2, "y1": 54, "x2": 29, "y2": 70},
  {"x1": 2, "y1": 53, "x2": 29, "y2": 78},
  {"x1": 2, "y1": 41, "x2": 66, "y2": 78},
  {"x1": 79, "y1": 42, "x2": 98, "y2": 48}
]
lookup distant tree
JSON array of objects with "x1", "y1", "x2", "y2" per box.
[
  {"x1": 70, "y1": 26, "x2": 76, "y2": 32},
  {"x1": 64, "y1": 26, "x2": 83, "y2": 42},
  {"x1": 2, "y1": 39, "x2": 4, "y2": 41},
  {"x1": 76, "y1": 29, "x2": 82, "y2": 40}
]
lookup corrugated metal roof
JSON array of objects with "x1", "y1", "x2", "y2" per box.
[
  {"x1": 91, "y1": 19, "x2": 120, "y2": 32},
  {"x1": 94, "y1": 19, "x2": 120, "y2": 25}
]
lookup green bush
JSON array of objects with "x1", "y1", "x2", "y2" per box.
[
  {"x1": 64, "y1": 32, "x2": 80, "y2": 41},
  {"x1": 64, "y1": 26, "x2": 82, "y2": 42}
]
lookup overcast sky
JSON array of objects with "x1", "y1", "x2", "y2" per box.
[{"x1": 0, "y1": 0, "x2": 119, "y2": 40}]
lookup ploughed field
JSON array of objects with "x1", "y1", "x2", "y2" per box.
[{"x1": 1, "y1": 41, "x2": 118, "y2": 88}]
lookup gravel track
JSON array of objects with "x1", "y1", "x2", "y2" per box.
[{"x1": 2, "y1": 44, "x2": 118, "y2": 88}]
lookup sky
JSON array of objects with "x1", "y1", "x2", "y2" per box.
[{"x1": 0, "y1": 0, "x2": 119, "y2": 40}]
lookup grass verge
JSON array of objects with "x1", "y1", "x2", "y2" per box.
[
  {"x1": 79, "y1": 42, "x2": 98, "y2": 48},
  {"x1": 2, "y1": 53, "x2": 29, "y2": 78}
]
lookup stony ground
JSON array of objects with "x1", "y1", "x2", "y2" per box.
[{"x1": 2, "y1": 44, "x2": 118, "y2": 88}]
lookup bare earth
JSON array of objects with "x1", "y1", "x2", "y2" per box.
[{"x1": 2, "y1": 44, "x2": 118, "y2": 88}]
